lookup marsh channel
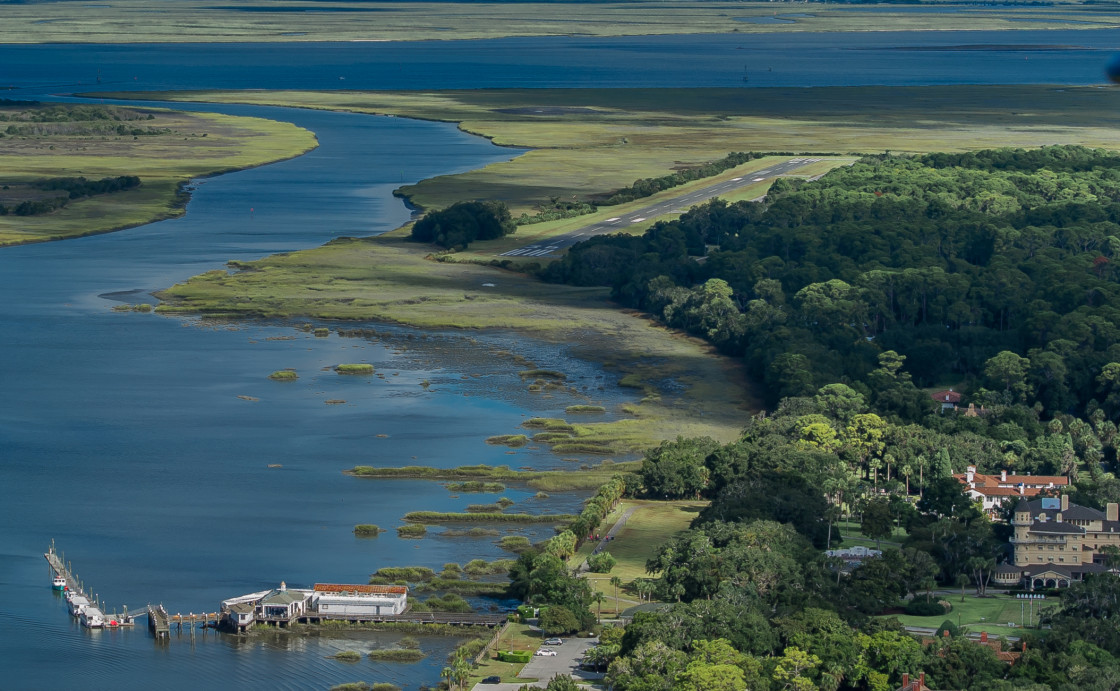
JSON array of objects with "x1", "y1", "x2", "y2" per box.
[{"x1": 1, "y1": 29, "x2": 1117, "y2": 690}]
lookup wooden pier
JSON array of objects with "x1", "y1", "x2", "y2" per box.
[
  {"x1": 45, "y1": 541, "x2": 139, "y2": 628},
  {"x1": 148, "y1": 605, "x2": 170, "y2": 638}
]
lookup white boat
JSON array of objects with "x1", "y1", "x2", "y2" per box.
[
  {"x1": 52, "y1": 575, "x2": 66, "y2": 590},
  {"x1": 68, "y1": 595, "x2": 90, "y2": 617},
  {"x1": 80, "y1": 607, "x2": 105, "y2": 628}
]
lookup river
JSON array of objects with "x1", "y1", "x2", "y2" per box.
[{"x1": 1, "y1": 29, "x2": 1118, "y2": 690}]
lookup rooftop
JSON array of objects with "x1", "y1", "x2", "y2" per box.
[{"x1": 314, "y1": 583, "x2": 408, "y2": 595}]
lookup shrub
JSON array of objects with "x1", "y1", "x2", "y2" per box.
[
  {"x1": 587, "y1": 552, "x2": 617, "y2": 574},
  {"x1": 498, "y1": 650, "x2": 533, "y2": 663},
  {"x1": 353, "y1": 524, "x2": 381, "y2": 536},
  {"x1": 935, "y1": 619, "x2": 960, "y2": 638},
  {"x1": 904, "y1": 599, "x2": 947, "y2": 616},
  {"x1": 540, "y1": 606, "x2": 581, "y2": 635}
]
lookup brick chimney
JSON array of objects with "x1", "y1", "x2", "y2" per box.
[
  {"x1": 902, "y1": 673, "x2": 909, "y2": 688},
  {"x1": 981, "y1": 631, "x2": 988, "y2": 643},
  {"x1": 921, "y1": 673, "x2": 926, "y2": 688},
  {"x1": 1061, "y1": 494, "x2": 1069, "y2": 512},
  {"x1": 1108, "y1": 503, "x2": 1119, "y2": 522}
]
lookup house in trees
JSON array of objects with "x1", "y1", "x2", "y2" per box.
[
  {"x1": 993, "y1": 495, "x2": 1119, "y2": 589},
  {"x1": 930, "y1": 389, "x2": 962, "y2": 412},
  {"x1": 954, "y1": 466, "x2": 1068, "y2": 517}
]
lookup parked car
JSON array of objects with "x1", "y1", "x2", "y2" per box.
[
  {"x1": 535, "y1": 648, "x2": 558, "y2": 656},
  {"x1": 481, "y1": 676, "x2": 502, "y2": 684},
  {"x1": 544, "y1": 638, "x2": 564, "y2": 645}
]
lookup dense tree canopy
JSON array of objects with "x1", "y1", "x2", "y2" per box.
[
  {"x1": 543, "y1": 146, "x2": 1120, "y2": 420},
  {"x1": 410, "y1": 200, "x2": 515, "y2": 249}
]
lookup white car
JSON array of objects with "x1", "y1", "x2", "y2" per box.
[{"x1": 535, "y1": 648, "x2": 558, "y2": 656}]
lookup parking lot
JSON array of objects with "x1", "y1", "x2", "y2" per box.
[{"x1": 471, "y1": 636, "x2": 602, "y2": 690}]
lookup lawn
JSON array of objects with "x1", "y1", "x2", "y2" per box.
[
  {"x1": 835, "y1": 519, "x2": 907, "y2": 551},
  {"x1": 469, "y1": 622, "x2": 544, "y2": 686},
  {"x1": 887, "y1": 593, "x2": 1058, "y2": 636},
  {"x1": 575, "y1": 499, "x2": 707, "y2": 615}
]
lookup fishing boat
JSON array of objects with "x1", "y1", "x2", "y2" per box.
[{"x1": 52, "y1": 575, "x2": 66, "y2": 590}]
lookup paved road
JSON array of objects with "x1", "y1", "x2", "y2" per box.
[{"x1": 500, "y1": 157, "x2": 822, "y2": 259}]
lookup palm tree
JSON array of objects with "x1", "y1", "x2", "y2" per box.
[
  {"x1": 610, "y1": 576, "x2": 622, "y2": 614},
  {"x1": 593, "y1": 591, "x2": 604, "y2": 623},
  {"x1": 441, "y1": 665, "x2": 455, "y2": 690}
]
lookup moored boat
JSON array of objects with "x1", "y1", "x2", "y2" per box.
[
  {"x1": 68, "y1": 595, "x2": 90, "y2": 617},
  {"x1": 80, "y1": 607, "x2": 105, "y2": 628},
  {"x1": 52, "y1": 575, "x2": 66, "y2": 590}
]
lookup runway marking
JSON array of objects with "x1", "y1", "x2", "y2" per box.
[
  {"x1": 630, "y1": 217, "x2": 646, "y2": 223},
  {"x1": 605, "y1": 217, "x2": 620, "y2": 222}
]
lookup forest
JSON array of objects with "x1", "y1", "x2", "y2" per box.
[
  {"x1": 542, "y1": 146, "x2": 1120, "y2": 422},
  {"x1": 504, "y1": 145, "x2": 1120, "y2": 689},
  {"x1": 506, "y1": 384, "x2": 1120, "y2": 689}
]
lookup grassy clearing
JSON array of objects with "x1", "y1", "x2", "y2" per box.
[
  {"x1": 884, "y1": 594, "x2": 1058, "y2": 636},
  {"x1": 10, "y1": 2, "x2": 1120, "y2": 43},
  {"x1": 0, "y1": 105, "x2": 315, "y2": 246},
  {"x1": 576, "y1": 499, "x2": 707, "y2": 614}
]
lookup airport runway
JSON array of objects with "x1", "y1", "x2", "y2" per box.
[{"x1": 499, "y1": 157, "x2": 821, "y2": 259}]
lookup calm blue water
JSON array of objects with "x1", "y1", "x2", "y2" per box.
[
  {"x1": 2, "y1": 29, "x2": 1119, "y2": 690},
  {"x1": 1, "y1": 28, "x2": 1119, "y2": 93}
]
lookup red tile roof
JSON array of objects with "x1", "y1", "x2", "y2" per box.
[
  {"x1": 931, "y1": 390, "x2": 962, "y2": 403},
  {"x1": 314, "y1": 583, "x2": 408, "y2": 595}
]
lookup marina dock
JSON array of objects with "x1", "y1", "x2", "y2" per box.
[
  {"x1": 47, "y1": 541, "x2": 508, "y2": 639},
  {"x1": 45, "y1": 542, "x2": 139, "y2": 629}
]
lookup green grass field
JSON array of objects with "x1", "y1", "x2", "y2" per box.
[
  {"x1": 575, "y1": 499, "x2": 707, "y2": 614},
  {"x1": 887, "y1": 593, "x2": 1058, "y2": 636},
  {"x1": 0, "y1": 106, "x2": 316, "y2": 246},
  {"x1": 6, "y1": 1, "x2": 1120, "y2": 43}
]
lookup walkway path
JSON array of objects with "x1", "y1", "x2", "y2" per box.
[{"x1": 578, "y1": 505, "x2": 639, "y2": 573}]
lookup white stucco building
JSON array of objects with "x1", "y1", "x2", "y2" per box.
[{"x1": 311, "y1": 583, "x2": 408, "y2": 616}]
